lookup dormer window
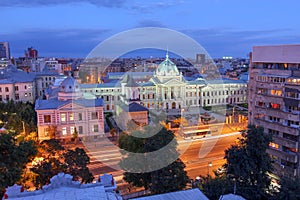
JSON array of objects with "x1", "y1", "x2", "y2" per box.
[{"x1": 69, "y1": 86, "x2": 72, "y2": 89}]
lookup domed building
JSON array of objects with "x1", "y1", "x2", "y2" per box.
[
  {"x1": 58, "y1": 76, "x2": 82, "y2": 100},
  {"x1": 81, "y1": 53, "x2": 248, "y2": 116},
  {"x1": 35, "y1": 76, "x2": 104, "y2": 141},
  {"x1": 156, "y1": 53, "x2": 180, "y2": 76}
]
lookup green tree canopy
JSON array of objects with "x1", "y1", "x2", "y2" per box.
[
  {"x1": 0, "y1": 133, "x2": 37, "y2": 197},
  {"x1": 119, "y1": 126, "x2": 189, "y2": 194},
  {"x1": 224, "y1": 125, "x2": 274, "y2": 199},
  {"x1": 30, "y1": 139, "x2": 94, "y2": 188},
  {"x1": 199, "y1": 125, "x2": 275, "y2": 199}
]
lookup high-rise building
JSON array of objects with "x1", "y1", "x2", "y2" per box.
[
  {"x1": 0, "y1": 42, "x2": 10, "y2": 59},
  {"x1": 196, "y1": 53, "x2": 205, "y2": 64},
  {"x1": 249, "y1": 44, "x2": 300, "y2": 177},
  {"x1": 25, "y1": 47, "x2": 38, "y2": 59}
]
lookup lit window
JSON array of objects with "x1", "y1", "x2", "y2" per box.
[
  {"x1": 269, "y1": 142, "x2": 279, "y2": 149},
  {"x1": 61, "y1": 113, "x2": 66, "y2": 122},
  {"x1": 62, "y1": 127, "x2": 67, "y2": 135},
  {"x1": 70, "y1": 126, "x2": 75, "y2": 134},
  {"x1": 69, "y1": 113, "x2": 74, "y2": 121},
  {"x1": 270, "y1": 89, "x2": 282, "y2": 96},
  {"x1": 44, "y1": 128, "x2": 49, "y2": 136}
]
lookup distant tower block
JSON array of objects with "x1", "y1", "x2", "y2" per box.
[
  {"x1": 0, "y1": 42, "x2": 10, "y2": 59},
  {"x1": 196, "y1": 54, "x2": 205, "y2": 64},
  {"x1": 25, "y1": 47, "x2": 38, "y2": 59}
]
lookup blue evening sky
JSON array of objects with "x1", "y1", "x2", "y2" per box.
[{"x1": 0, "y1": 0, "x2": 299, "y2": 58}]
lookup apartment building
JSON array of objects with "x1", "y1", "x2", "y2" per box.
[{"x1": 249, "y1": 44, "x2": 300, "y2": 177}]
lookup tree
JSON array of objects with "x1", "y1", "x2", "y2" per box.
[
  {"x1": 30, "y1": 139, "x2": 66, "y2": 188},
  {"x1": 223, "y1": 125, "x2": 274, "y2": 199},
  {"x1": 72, "y1": 128, "x2": 79, "y2": 143},
  {"x1": 119, "y1": 126, "x2": 189, "y2": 194},
  {"x1": 0, "y1": 133, "x2": 37, "y2": 197},
  {"x1": 64, "y1": 148, "x2": 94, "y2": 183},
  {"x1": 29, "y1": 140, "x2": 94, "y2": 188},
  {"x1": 197, "y1": 174, "x2": 233, "y2": 200},
  {"x1": 172, "y1": 117, "x2": 188, "y2": 127},
  {"x1": 277, "y1": 176, "x2": 300, "y2": 199}
]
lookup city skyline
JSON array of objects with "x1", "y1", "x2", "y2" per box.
[{"x1": 1, "y1": 0, "x2": 300, "y2": 58}]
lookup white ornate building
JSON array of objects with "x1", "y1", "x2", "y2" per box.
[{"x1": 81, "y1": 54, "x2": 248, "y2": 114}]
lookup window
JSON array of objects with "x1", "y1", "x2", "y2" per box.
[
  {"x1": 0, "y1": 95, "x2": 2, "y2": 101},
  {"x1": 62, "y1": 127, "x2": 67, "y2": 135},
  {"x1": 44, "y1": 115, "x2": 51, "y2": 123},
  {"x1": 70, "y1": 126, "x2": 75, "y2": 134},
  {"x1": 286, "y1": 91, "x2": 298, "y2": 99},
  {"x1": 44, "y1": 128, "x2": 50, "y2": 136},
  {"x1": 69, "y1": 113, "x2": 74, "y2": 121},
  {"x1": 15, "y1": 94, "x2": 19, "y2": 100},
  {"x1": 6, "y1": 95, "x2": 9, "y2": 101},
  {"x1": 93, "y1": 125, "x2": 99, "y2": 132},
  {"x1": 78, "y1": 113, "x2": 82, "y2": 121},
  {"x1": 0, "y1": 87, "x2": 2, "y2": 92},
  {"x1": 269, "y1": 142, "x2": 279, "y2": 149},
  {"x1": 5, "y1": 87, "x2": 9, "y2": 92},
  {"x1": 269, "y1": 103, "x2": 280, "y2": 109},
  {"x1": 24, "y1": 85, "x2": 27, "y2": 90},
  {"x1": 14, "y1": 86, "x2": 19, "y2": 91},
  {"x1": 78, "y1": 126, "x2": 83, "y2": 134},
  {"x1": 91, "y1": 112, "x2": 98, "y2": 120},
  {"x1": 61, "y1": 113, "x2": 66, "y2": 122},
  {"x1": 270, "y1": 89, "x2": 282, "y2": 96}
]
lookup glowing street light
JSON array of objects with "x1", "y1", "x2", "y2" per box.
[{"x1": 208, "y1": 162, "x2": 212, "y2": 175}]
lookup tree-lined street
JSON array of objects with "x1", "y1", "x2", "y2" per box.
[{"x1": 83, "y1": 133, "x2": 240, "y2": 185}]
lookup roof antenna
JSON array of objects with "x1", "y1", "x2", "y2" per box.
[{"x1": 166, "y1": 46, "x2": 169, "y2": 59}]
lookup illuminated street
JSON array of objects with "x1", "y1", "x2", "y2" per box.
[{"x1": 84, "y1": 132, "x2": 241, "y2": 184}]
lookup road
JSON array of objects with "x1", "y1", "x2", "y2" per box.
[
  {"x1": 179, "y1": 134, "x2": 240, "y2": 179},
  {"x1": 83, "y1": 132, "x2": 240, "y2": 184}
]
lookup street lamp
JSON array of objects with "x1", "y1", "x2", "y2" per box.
[
  {"x1": 181, "y1": 108, "x2": 185, "y2": 126},
  {"x1": 208, "y1": 162, "x2": 212, "y2": 175}
]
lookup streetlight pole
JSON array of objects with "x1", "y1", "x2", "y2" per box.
[{"x1": 208, "y1": 162, "x2": 212, "y2": 175}]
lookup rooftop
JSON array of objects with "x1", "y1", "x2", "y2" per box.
[
  {"x1": 252, "y1": 44, "x2": 300, "y2": 63},
  {"x1": 132, "y1": 188, "x2": 209, "y2": 200},
  {"x1": 35, "y1": 98, "x2": 104, "y2": 110},
  {"x1": 4, "y1": 173, "x2": 121, "y2": 200}
]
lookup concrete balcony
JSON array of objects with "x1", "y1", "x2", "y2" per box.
[
  {"x1": 267, "y1": 148, "x2": 298, "y2": 163},
  {"x1": 273, "y1": 162, "x2": 297, "y2": 177},
  {"x1": 273, "y1": 136, "x2": 298, "y2": 150},
  {"x1": 255, "y1": 118, "x2": 299, "y2": 136}
]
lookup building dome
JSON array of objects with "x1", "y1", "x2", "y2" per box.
[
  {"x1": 156, "y1": 53, "x2": 179, "y2": 76},
  {"x1": 59, "y1": 76, "x2": 80, "y2": 93}
]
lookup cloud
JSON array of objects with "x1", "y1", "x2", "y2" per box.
[
  {"x1": 0, "y1": 0, "x2": 127, "y2": 8},
  {"x1": 136, "y1": 19, "x2": 166, "y2": 28},
  {"x1": 0, "y1": 0, "x2": 185, "y2": 11},
  {"x1": 0, "y1": 28, "x2": 111, "y2": 57},
  {"x1": 181, "y1": 28, "x2": 296, "y2": 57},
  {"x1": 129, "y1": 0, "x2": 185, "y2": 13}
]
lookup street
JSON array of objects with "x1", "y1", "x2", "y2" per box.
[
  {"x1": 83, "y1": 132, "x2": 240, "y2": 183},
  {"x1": 179, "y1": 134, "x2": 240, "y2": 179}
]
